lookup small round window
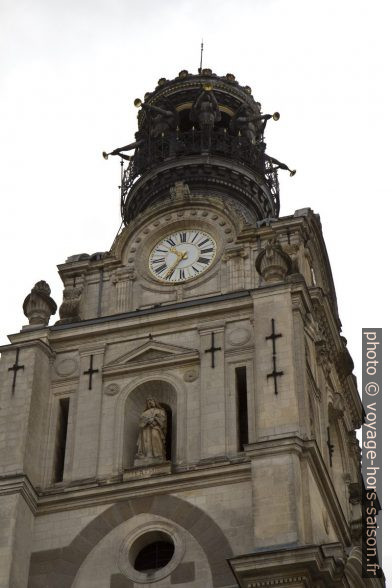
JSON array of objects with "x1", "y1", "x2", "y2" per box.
[
  {"x1": 134, "y1": 539, "x2": 174, "y2": 572},
  {"x1": 119, "y1": 524, "x2": 184, "y2": 583},
  {"x1": 129, "y1": 531, "x2": 175, "y2": 575}
]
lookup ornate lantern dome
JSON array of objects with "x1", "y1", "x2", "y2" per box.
[{"x1": 106, "y1": 69, "x2": 294, "y2": 224}]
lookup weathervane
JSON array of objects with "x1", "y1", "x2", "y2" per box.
[{"x1": 198, "y1": 39, "x2": 204, "y2": 74}]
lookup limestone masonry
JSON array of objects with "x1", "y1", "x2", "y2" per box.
[{"x1": 0, "y1": 69, "x2": 384, "y2": 587}]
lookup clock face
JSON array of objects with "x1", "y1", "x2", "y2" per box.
[{"x1": 149, "y1": 230, "x2": 217, "y2": 283}]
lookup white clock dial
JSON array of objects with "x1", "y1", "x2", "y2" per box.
[{"x1": 149, "y1": 230, "x2": 216, "y2": 283}]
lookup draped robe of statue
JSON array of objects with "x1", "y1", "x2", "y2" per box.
[{"x1": 136, "y1": 399, "x2": 167, "y2": 461}]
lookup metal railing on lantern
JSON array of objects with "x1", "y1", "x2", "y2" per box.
[{"x1": 120, "y1": 129, "x2": 280, "y2": 218}]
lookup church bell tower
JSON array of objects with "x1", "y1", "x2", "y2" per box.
[{"x1": 0, "y1": 68, "x2": 384, "y2": 587}]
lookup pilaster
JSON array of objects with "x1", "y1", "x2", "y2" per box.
[
  {"x1": 70, "y1": 345, "x2": 106, "y2": 481},
  {"x1": 198, "y1": 322, "x2": 226, "y2": 459},
  {"x1": 0, "y1": 340, "x2": 54, "y2": 486}
]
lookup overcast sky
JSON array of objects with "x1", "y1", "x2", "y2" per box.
[{"x1": 1, "y1": 0, "x2": 391, "y2": 579}]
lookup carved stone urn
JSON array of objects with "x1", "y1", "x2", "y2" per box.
[
  {"x1": 255, "y1": 239, "x2": 292, "y2": 283},
  {"x1": 23, "y1": 281, "x2": 57, "y2": 326}
]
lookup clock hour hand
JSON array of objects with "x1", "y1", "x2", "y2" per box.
[{"x1": 169, "y1": 246, "x2": 187, "y2": 257}]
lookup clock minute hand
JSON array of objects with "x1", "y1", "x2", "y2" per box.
[{"x1": 165, "y1": 250, "x2": 188, "y2": 278}]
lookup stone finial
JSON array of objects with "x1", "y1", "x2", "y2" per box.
[
  {"x1": 56, "y1": 285, "x2": 83, "y2": 324},
  {"x1": 23, "y1": 280, "x2": 57, "y2": 326},
  {"x1": 255, "y1": 239, "x2": 292, "y2": 283}
]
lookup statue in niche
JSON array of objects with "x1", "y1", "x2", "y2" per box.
[{"x1": 135, "y1": 398, "x2": 167, "y2": 464}]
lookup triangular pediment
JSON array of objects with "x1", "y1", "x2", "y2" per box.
[{"x1": 106, "y1": 340, "x2": 198, "y2": 367}]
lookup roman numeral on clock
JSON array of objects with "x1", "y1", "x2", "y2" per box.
[{"x1": 198, "y1": 257, "x2": 210, "y2": 265}]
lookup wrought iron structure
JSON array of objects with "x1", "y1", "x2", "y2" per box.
[{"x1": 120, "y1": 129, "x2": 280, "y2": 222}]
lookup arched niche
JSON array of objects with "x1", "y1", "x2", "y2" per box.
[{"x1": 123, "y1": 380, "x2": 177, "y2": 470}]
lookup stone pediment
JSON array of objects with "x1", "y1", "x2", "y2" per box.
[{"x1": 104, "y1": 341, "x2": 199, "y2": 375}]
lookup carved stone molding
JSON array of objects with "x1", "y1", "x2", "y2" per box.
[
  {"x1": 169, "y1": 180, "x2": 191, "y2": 202},
  {"x1": 183, "y1": 368, "x2": 199, "y2": 382},
  {"x1": 222, "y1": 245, "x2": 248, "y2": 262},
  {"x1": 104, "y1": 383, "x2": 120, "y2": 396},
  {"x1": 227, "y1": 327, "x2": 251, "y2": 347},
  {"x1": 315, "y1": 339, "x2": 331, "y2": 373},
  {"x1": 328, "y1": 393, "x2": 345, "y2": 421},
  {"x1": 111, "y1": 267, "x2": 135, "y2": 284},
  {"x1": 111, "y1": 267, "x2": 135, "y2": 313},
  {"x1": 229, "y1": 542, "x2": 347, "y2": 587},
  {"x1": 54, "y1": 357, "x2": 78, "y2": 378}
]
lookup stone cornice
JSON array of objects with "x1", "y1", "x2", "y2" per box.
[
  {"x1": 228, "y1": 542, "x2": 347, "y2": 587},
  {"x1": 0, "y1": 474, "x2": 38, "y2": 515},
  {"x1": 1, "y1": 463, "x2": 251, "y2": 517},
  {"x1": 79, "y1": 344, "x2": 107, "y2": 357},
  {"x1": 0, "y1": 337, "x2": 55, "y2": 359},
  {"x1": 32, "y1": 461, "x2": 251, "y2": 516},
  {"x1": 48, "y1": 290, "x2": 252, "y2": 339},
  {"x1": 289, "y1": 277, "x2": 313, "y2": 319}
]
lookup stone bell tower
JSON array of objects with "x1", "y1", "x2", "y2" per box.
[{"x1": 0, "y1": 68, "x2": 384, "y2": 587}]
